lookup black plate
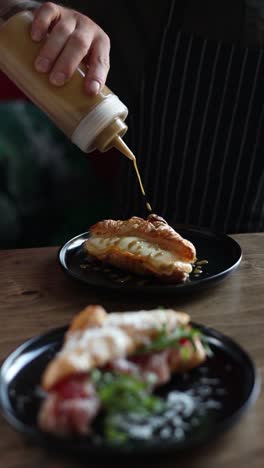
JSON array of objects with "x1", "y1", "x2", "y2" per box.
[
  {"x1": 0, "y1": 324, "x2": 259, "y2": 457},
  {"x1": 58, "y1": 226, "x2": 242, "y2": 293}
]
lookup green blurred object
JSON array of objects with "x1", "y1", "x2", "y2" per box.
[{"x1": 0, "y1": 101, "x2": 112, "y2": 248}]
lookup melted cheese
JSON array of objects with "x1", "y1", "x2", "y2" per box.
[
  {"x1": 57, "y1": 311, "x2": 189, "y2": 370},
  {"x1": 42, "y1": 309, "x2": 192, "y2": 389},
  {"x1": 87, "y1": 236, "x2": 192, "y2": 272},
  {"x1": 106, "y1": 310, "x2": 189, "y2": 333},
  {"x1": 60, "y1": 327, "x2": 134, "y2": 370}
]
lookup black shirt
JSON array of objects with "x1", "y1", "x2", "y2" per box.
[
  {"x1": 74, "y1": 1, "x2": 264, "y2": 233},
  {"x1": 74, "y1": 0, "x2": 264, "y2": 100}
]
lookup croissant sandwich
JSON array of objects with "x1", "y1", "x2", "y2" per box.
[
  {"x1": 84, "y1": 214, "x2": 196, "y2": 283},
  {"x1": 38, "y1": 305, "x2": 209, "y2": 438}
]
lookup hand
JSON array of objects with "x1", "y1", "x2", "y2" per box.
[{"x1": 31, "y1": 2, "x2": 110, "y2": 95}]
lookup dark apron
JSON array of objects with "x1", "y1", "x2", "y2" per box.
[{"x1": 116, "y1": 0, "x2": 264, "y2": 233}]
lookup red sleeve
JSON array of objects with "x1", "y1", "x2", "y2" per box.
[
  {"x1": 0, "y1": 72, "x2": 119, "y2": 187},
  {"x1": 0, "y1": 72, "x2": 28, "y2": 101}
]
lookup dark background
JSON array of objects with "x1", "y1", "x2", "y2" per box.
[{"x1": 0, "y1": 0, "x2": 263, "y2": 248}]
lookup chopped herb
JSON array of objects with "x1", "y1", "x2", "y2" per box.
[
  {"x1": 180, "y1": 345, "x2": 192, "y2": 361},
  {"x1": 89, "y1": 327, "x2": 212, "y2": 443},
  {"x1": 136, "y1": 325, "x2": 202, "y2": 354},
  {"x1": 90, "y1": 370, "x2": 165, "y2": 442},
  {"x1": 104, "y1": 421, "x2": 128, "y2": 443},
  {"x1": 91, "y1": 370, "x2": 164, "y2": 415}
]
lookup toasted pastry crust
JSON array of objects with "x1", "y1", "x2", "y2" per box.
[
  {"x1": 169, "y1": 336, "x2": 207, "y2": 373},
  {"x1": 84, "y1": 215, "x2": 196, "y2": 283},
  {"x1": 84, "y1": 248, "x2": 190, "y2": 282},
  {"x1": 67, "y1": 305, "x2": 107, "y2": 335},
  {"x1": 41, "y1": 306, "x2": 205, "y2": 391},
  {"x1": 67, "y1": 305, "x2": 189, "y2": 338},
  {"x1": 88, "y1": 215, "x2": 196, "y2": 262}
]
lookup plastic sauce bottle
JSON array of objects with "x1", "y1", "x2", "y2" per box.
[
  {"x1": 0, "y1": 0, "x2": 152, "y2": 211},
  {"x1": 0, "y1": 1, "x2": 135, "y2": 159}
]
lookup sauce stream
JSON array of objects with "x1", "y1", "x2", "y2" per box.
[{"x1": 113, "y1": 136, "x2": 153, "y2": 213}]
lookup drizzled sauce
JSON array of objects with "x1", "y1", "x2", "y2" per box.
[
  {"x1": 192, "y1": 259, "x2": 209, "y2": 277},
  {"x1": 80, "y1": 256, "x2": 208, "y2": 286},
  {"x1": 96, "y1": 137, "x2": 209, "y2": 283},
  {"x1": 113, "y1": 136, "x2": 153, "y2": 214},
  {"x1": 133, "y1": 158, "x2": 153, "y2": 214}
]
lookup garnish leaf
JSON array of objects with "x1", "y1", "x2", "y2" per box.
[
  {"x1": 137, "y1": 325, "x2": 202, "y2": 354},
  {"x1": 91, "y1": 370, "x2": 164, "y2": 415},
  {"x1": 89, "y1": 325, "x2": 212, "y2": 443},
  {"x1": 91, "y1": 370, "x2": 165, "y2": 442}
]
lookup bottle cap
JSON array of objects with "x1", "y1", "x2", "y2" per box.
[{"x1": 71, "y1": 93, "x2": 128, "y2": 153}]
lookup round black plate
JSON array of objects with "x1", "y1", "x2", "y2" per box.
[
  {"x1": 0, "y1": 324, "x2": 259, "y2": 457},
  {"x1": 58, "y1": 226, "x2": 242, "y2": 293}
]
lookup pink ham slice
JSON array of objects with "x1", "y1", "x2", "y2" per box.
[
  {"x1": 38, "y1": 375, "x2": 100, "y2": 436},
  {"x1": 39, "y1": 343, "x2": 189, "y2": 435}
]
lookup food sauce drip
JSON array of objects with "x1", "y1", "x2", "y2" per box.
[{"x1": 113, "y1": 136, "x2": 153, "y2": 214}]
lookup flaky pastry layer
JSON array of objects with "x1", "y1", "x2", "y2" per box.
[
  {"x1": 41, "y1": 305, "x2": 205, "y2": 391},
  {"x1": 87, "y1": 215, "x2": 196, "y2": 262},
  {"x1": 84, "y1": 215, "x2": 196, "y2": 283}
]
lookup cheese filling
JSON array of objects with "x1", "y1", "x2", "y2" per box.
[{"x1": 87, "y1": 236, "x2": 192, "y2": 272}]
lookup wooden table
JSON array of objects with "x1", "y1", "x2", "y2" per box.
[{"x1": 0, "y1": 234, "x2": 263, "y2": 468}]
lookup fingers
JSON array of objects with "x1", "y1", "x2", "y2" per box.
[
  {"x1": 84, "y1": 35, "x2": 111, "y2": 95},
  {"x1": 31, "y1": 2, "x2": 60, "y2": 42},
  {"x1": 31, "y1": 2, "x2": 111, "y2": 94},
  {"x1": 34, "y1": 16, "x2": 76, "y2": 78},
  {"x1": 49, "y1": 26, "x2": 93, "y2": 86}
]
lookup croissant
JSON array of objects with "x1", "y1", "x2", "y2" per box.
[
  {"x1": 84, "y1": 214, "x2": 196, "y2": 283},
  {"x1": 39, "y1": 305, "x2": 207, "y2": 436}
]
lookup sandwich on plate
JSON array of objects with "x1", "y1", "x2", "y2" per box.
[
  {"x1": 84, "y1": 215, "x2": 196, "y2": 283},
  {"x1": 38, "y1": 305, "x2": 210, "y2": 440}
]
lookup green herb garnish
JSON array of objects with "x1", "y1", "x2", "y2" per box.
[
  {"x1": 136, "y1": 325, "x2": 202, "y2": 354},
  {"x1": 91, "y1": 370, "x2": 164, "y2": 415},
  {"x1": 179, "y1": 345, "x2": 192, "y2": 361},
  {"x1": 89, "y1": 325, "x2": 212, "y2": 443},
  {"x1": 91, "y1": 370, "x2": 165, "y2": 442}
]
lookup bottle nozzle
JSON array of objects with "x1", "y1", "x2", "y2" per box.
[{"x1": 113, "y1": 135, "x2": 135, "y2": 161}]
